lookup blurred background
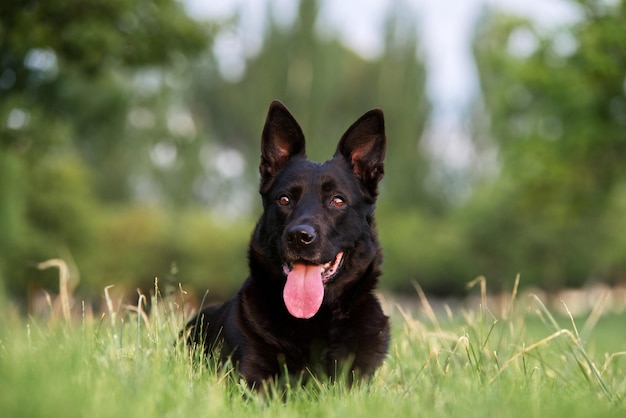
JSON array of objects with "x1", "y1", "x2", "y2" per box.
[{"x1": 1, "y1": 0, "x2": 625, "y2": 311}]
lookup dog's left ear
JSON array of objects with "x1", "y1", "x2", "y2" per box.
[
  {"x1": 260, "y1": 101, "x2": 306, "y2": 183},
  {"x1": 336, "y1": 108, "x2": 386, "y2": 196}
]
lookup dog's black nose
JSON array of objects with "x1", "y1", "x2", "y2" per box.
[{"x1": 287, "y1": 224, "x2": 317, "y2": 246}]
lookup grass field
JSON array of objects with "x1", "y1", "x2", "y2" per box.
[{"x1": 1, "y1": 277, "x2": 625, "y2": 418}]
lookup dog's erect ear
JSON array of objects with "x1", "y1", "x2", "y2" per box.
[
  {"x1": 336, "y1": 108, "x2": 386, "y2": 196},
  {"x1": 260, "y1": 101, "x2": 306, "y2": 183}
]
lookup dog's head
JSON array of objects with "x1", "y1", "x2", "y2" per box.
[{"x1": 252, "y1": 101, "x2": 386, "y2": 319}]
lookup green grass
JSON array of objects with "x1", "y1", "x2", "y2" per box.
[{"x1": 1, "y1": 278, "x2": 625, "y2": 418}]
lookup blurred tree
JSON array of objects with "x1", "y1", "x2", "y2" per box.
[
  {"x1": 467, "y1": 0, "x2": 626, "y2": 288},
  {"x1": 184, "y1": 0, "x2": 433, "y2": 211},
  {"x1": 0, "y1": 0, "x2": 209, "y2": 301}
]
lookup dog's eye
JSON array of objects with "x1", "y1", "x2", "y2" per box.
[
  {"x1": 330, "y1": 196, "x2": 345, "y2": 208},
  {"x1": 278, "y1": 195, "x2": 291, "y2": 206}
]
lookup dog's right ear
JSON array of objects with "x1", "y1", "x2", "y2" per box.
[{"x1": 260, "y1": 101, "x2": 306, "y2": 183}]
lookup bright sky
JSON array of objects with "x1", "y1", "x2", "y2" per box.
[{"x1": 184, "y1": 0, "x2": 582, "y2": 171}]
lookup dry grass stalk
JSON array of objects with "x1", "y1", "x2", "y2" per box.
[{"x1": 37, "y1": 258, "x2": 73, "y2": 322}]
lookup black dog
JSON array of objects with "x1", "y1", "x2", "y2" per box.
[{"x1": 185, "y1": 101, "x2": 389, "y2": 387}]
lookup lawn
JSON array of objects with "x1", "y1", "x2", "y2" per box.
[{"x1": 0, "y1": 278, "x2": 625, "y2": 418}]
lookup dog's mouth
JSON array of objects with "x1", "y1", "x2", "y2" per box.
[
  {"x1": 282, "y1": 252, "x2": 344, "y2": 285},
  {"x1": 281, "y1": 252, "x2": 344, "y2": 319}
]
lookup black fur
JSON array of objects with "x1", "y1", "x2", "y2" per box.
[{"x1": 185, "y1": 101, "x2": 390, "y2": 387}]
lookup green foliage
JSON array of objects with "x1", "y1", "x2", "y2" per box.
[
  {"x1": 464, "y1": 0, "x2": 626, "y2": 288},
  {"x1": 0, "y1": 0, "x2": 209, "y2": 301},
  {"x1": 1, "y1": 0, "x2": 208, "y2": 75},
  {"x1": 1, "y1": 0, "x2": 209, "y2": 199},
  {"x1": 87, "y1": 207, "x2": 251, "y2": 300},
  {"x1": 0, "y1": 283, "x2": 624, "y2": 418},
  {"x1": 1, "y1": 150, "x2": 97, "y2": 300},
  {"x1": 378, "y1": 207, "x2": 472, "y2": 294}
]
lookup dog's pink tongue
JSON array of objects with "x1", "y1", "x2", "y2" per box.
[{"x1": 283, "y1": 263, "x2": 324, "y2": 319}]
